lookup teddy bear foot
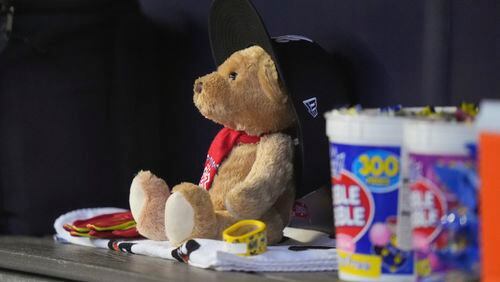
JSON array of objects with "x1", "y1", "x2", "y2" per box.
[
  {"x1": 129, "y1": 170, "x2": 170, "y2": 240},
  {"x1": 165, "y1": 183, "x2": 217, "y2": 246}
]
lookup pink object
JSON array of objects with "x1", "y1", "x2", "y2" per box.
[
  {"x1": 336, "y1": 233, "x2": 356, "y2": 253},
  {"x1": 428, "y1": 252, "x2": 441, "y2": 269},
  {"x1": 369, "y1": 223, "x2": 391, "y2": 246},
  {"x1": 413, "y1": 231, "x2": 431, "y2": 252}
]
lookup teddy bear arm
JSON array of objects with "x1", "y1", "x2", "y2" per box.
[{"x1": 225, "y1": 133, "x2": 294, "y2": 219}]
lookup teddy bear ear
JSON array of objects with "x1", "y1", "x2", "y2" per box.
[{"x1": 258, "y1": 57, "x2": 288, "y2": 104}]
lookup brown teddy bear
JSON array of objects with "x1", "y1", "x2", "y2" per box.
[{"x1": 129, "y1": 45, "x2": 296, "y2": 246}]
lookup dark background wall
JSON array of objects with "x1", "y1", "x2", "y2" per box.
[{"x1": 0, "y1": 0, "x2": 498, "y2": 235}]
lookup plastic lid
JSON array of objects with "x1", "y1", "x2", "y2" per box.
[
  {"x1": 476, "y1": 100, "x2": 500, "y2": 133},
  {"x1": 404, "y1": 119, "x2": 476, "y2": 155},
  {"x1": 325, "y1": 110, "x2": 404, "y2": 147}
]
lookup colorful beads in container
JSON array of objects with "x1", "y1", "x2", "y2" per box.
[
  {"x1": 325, "y1": 109, "x2": 414, "y2": 282},
  {"x1": 404, "y1": 118, "x2": 478, "y2": 281},
  {"x1": 326, "y1": 103, "x2": 480, "y2": 282}
]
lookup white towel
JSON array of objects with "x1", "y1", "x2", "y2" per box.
[{"x1": 54, "y1": 207, "x2": 337, "y2": 272}]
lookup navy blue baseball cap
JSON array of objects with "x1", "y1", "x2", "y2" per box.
[{"x1": 209, "y1": 0, "x2": 351, "y2": 197}]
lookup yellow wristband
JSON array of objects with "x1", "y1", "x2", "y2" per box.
[{"x1": 222, "y1": 220, "x2": 267, "y2": 256}]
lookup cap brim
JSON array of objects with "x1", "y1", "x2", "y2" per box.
[{"x1": 209, "y1": 0, "x2": 276, "y2": 67}]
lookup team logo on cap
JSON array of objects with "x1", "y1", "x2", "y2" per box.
[{"x1": 303, "y1": 97, "x2": 318, "y2": 118}]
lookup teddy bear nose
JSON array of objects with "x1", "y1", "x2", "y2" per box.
[{"x1": 195, "y1": 81, "x2": 203, "y2": 94}]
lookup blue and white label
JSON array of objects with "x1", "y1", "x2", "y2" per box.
[
  {"x1": 352, "y1": 149, "x2": 400, "y2": 193},
  {"x1": 330, "y1": 142, "x2": 413, "y2": 277}
]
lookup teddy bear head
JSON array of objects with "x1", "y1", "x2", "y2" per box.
[{"x1": 193, "y1": 46, "x2": 295, "y2": 136}]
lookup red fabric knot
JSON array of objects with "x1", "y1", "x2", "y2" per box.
[{"x1": 199, "y1": 127, "x2": 261, "y2": 190}]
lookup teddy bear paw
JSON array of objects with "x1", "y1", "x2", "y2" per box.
[
  {"x1": 129, "y1": 170, "x2": 170, "y2": 240},
  {"x1": 164, "y1": 191, "x2": 196, "y2": 245},
  {"x1": 165, "y1": 183, "x2": 217, "y2": 245}
]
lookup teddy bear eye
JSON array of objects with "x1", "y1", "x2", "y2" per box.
[{"x1": 229, "y1": 72, "x2": 238, "y2": 81}]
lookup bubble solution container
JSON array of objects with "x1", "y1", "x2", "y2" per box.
[
  {"x1": 404, "y1": 119, "x2": 476, "y2": 281},
  {"x1": 325, "y1": 110, "x2": 414, "y2": 282}
]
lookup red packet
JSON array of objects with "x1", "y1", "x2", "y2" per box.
[{"x1": 65, "y1": 211, "x2": 140, "y2": 239}]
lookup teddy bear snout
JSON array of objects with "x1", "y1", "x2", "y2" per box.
[{"x1": 194, "y1": 81, "x2": 203, "y2": 94}]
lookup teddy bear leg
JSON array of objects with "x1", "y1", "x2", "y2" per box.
[
  {"x1": 213, "y1": 210, "x2": 239, "y2": 240},
  {"x1": 165, "y1": 183, "x2": 218, "y2": 246},
  {"x1": 260, "y1": 208, "x2": 287, "y2": 245},
  {"x1": 129, "y1": 170, "x2": 170, "y2": 240}
]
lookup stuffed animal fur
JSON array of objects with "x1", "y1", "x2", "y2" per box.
[{"x1": 129, "y1": 46, "x2": 296, "y2": 246}]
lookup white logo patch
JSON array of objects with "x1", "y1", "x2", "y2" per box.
[{"x1": 302, "y1": 97, "x2": 318, "y2": 118}]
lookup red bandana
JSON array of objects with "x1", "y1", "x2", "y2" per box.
[{"x1": 199, "y1": 128, "x2": 261, "y2": 190}]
